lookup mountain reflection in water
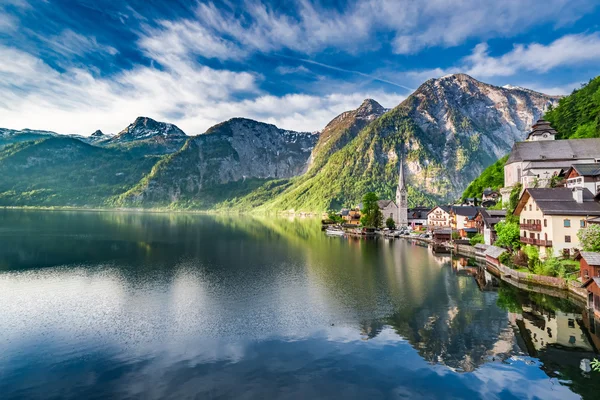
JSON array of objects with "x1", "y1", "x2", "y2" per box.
[{"x1": 0, "y1": 210, "x2": 599, "y2": 399}]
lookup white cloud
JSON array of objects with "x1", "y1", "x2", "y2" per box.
[
  {"x1": 43, "y1": 30, "x2": 119, "y2": 58},
  {"x1": 0, "y1": 45, "x2": 404, "y2": 135},
  {"x1": 400, "y1": 33, "x2": 600, "y2": 90},
  {"x1": 464, "y1": 34, "x2": 600, "y2": 77},
  {"x1": 135, "y1": 1, "x2": 595, "y2": 61}
]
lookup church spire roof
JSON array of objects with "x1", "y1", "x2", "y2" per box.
[{"x1": 397, "y1": 156, "x2": 406, "y2": 191}]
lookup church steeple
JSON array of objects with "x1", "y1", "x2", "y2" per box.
[{"x1": 396, "y1": 156, "x2": 408, "y2": 226}]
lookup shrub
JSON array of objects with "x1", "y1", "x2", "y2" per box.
[
  {"x1": 578, "y1": 224, "x2": 600, "y2": 252},
  {"x1": 386, "y1": 217, "x2": 396, "y2": 230},
  {"x1": 469, "y1": 233, "x2": 484, "y2": 246},
  {"x1": 499, "y1": 251, "x2": 513, "y2": 267},
  {"x1": 513, "y1": 250, "x2": 529, "y2": 268}
]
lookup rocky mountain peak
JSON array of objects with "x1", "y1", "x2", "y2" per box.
[
  {"x1": 112, "y1": 116, "x2": 187, "y2": 143},
  {"x1": 357, "y1": 99, "x2": 385, "y2": 117},
  {"x1": 91, "y1": 129, "x2": 105, "y2": 137}
]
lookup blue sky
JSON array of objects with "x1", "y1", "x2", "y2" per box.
[{"x1": 2, "y1": 0, "x2": 600, "y2": 135}]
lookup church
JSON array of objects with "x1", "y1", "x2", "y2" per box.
[
  {"x1": 501, "y1": 119, "x2": 600, "y2": 203},
  {"x1": 377, "y1": 158, "x2": 408, "y2": 227}
]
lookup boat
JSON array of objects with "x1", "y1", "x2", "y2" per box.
[{"x1": 325, "y1": 228, "x2": 346, "y2": 237}]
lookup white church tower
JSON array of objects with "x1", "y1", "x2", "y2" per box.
[{"x1": 396, "y1": 157, "x2": 408, "y2": 227}]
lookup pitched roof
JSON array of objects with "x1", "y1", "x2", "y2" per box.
[
  {"x1": 377, "y1": 200, "x2": 396, "y2": 209},
  {"x1": 576, "y1": 251, "x2": 600, "y2": 266},
  {"x1": 516, "y1": 187, "x2": 600, "y2": 216},
  {"x1": 451, "y1": 206, "x2": 480, "y2": 217},
  {"x1": 478, "y1": 209, "x2": 506, "y2": 227},
  {"x1": 506, "y1": 138, "x2": 600, "y2": 164},
  {"x1": 582, "y1": 277, "x2": 600, "y2": 288},
  {"x1": 427, "y1": 205, "x2": 451, "y2": 215},
  {"x1": 484, "y1": 246, "x2": 507, "y2": 259},
  {"x1": 569, "y1": 163, "x2": 600, "y2": 177},
  {"x1": 408, "y1": 207, "x2": 431, "y2": 219},
  {"x1": 474, "y1": 243, "x2": 490, "y2": 251}
]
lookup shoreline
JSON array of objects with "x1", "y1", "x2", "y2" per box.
[{"x1": 0, "y1": 206, "x2": 322, "y2": 217}]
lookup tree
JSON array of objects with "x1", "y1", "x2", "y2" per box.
[
  {"x1": 505, "y1": 183, "x2": 522, "y2": 223},
  {"x1": 386, "y1": 217, "x2": 396, "y2": 230},
  {"x1": 326, "y1": 211, "x2": 343, "y2": 224},
  {"x1": 360, "y1": 192, "x2": 383, "y2": 228},
  {"x1": 578, "y1": 224, "x2": 600, "y2": 251},
  {"x1": 494, "y1": 221, "x2": 521, "y2": 250},
  {"x1": 469, "y1": 233, "x2": 484, "y2": 246}
]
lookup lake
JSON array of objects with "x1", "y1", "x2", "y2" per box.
[{"x1": 0, "y1": 209, "x2": 599, "y2": 399}]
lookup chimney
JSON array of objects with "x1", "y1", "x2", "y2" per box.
[{"x1": 572, "y1": 187, "x2": 584, "y2": 203}]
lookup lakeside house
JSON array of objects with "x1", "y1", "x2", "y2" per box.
[
  {"x1": 575, "y1": 251, "x2": 600, "y2": 281},
  {"x1": 565, "y1": 163, "x2": 600, "y2": 194},
  {"x1": 583, "y1": 277, "x2": 600, "y2": 319},
  {"x1": 427, "y1": 206, "x2": 451, "y2": 229},
  {"x1": 482, "y1": 188, "x2": 500, "y2": 208},
  {"x1": 475, "y1": 209, "x2": 507, "y2": 245},
  {"x1": 484, "y1": 245, "x2": 507, "y2": 267},
  {"x1": 501, "y1": 119, "x2": 600, "y2": 203},
  {"x1": 450, "y1": 206, "x2": 480, "y2": 237},
  {"x1": 408, "y1": 207, "x2": 430, "y2": 228},
  {"x1": 514, "y1": 187, "x2": 600, "y2": 257},
  {"x1": 341, "y1": 208, "x2": 361, "y2": 225}
]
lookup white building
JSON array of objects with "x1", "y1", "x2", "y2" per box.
[{"x1": 501, "y1": 119, "x2": 600, "y2": 203}]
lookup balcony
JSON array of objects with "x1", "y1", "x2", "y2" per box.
[
  {"x1": 521, "y1": 223, "x2": 542, "y2": 231},
  {"x1": 520, "y1": 236, "x2": 553, "y2": 247},
  {"x1": 429, "y1": 217, "x2": 447, "y2": 222}
]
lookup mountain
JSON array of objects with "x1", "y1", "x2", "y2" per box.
[
  {"x1": 309, "y1": 98, "x2": 387, "y2": 171},
  {"x1": 545, "y1": 76, "x2": 600, "y2": 139},
  {"x1": 0, "y1": 73, "x2": 563, "y2": 211},
  {"x1": 0, "y1": 128, "x2": 57, "y2": 148},
  {"x1": 116, "y1": 118, "x2": 319, "y2": 208},
  {"x1": 103, "y1": 117, "x2": 188, "y2": 155},
  {"x1": 247, "y1": 74, "x2": 560, "y2": 212},
  {"x1": 0, "y1": 137, "x2": 157, "y2": 206},
  {"x1": 461, "y1": 155, "x2": 508, "y2": 200},
  {"x1": 461, "y1": 75, "x2": 600, "y2": 200}
]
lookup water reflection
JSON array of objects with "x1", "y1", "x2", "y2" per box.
[{"x1": 0, "y1": 210, "x2": 598, "y2": 399}]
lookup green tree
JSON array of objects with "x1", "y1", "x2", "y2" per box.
[
  {"x1": 494, "y1": 221, "x2": 521, "y2": 250},
  {"x1": 522, "y1": 245, "x2": 541, "y2": 272},
  {"x1": 360, "y1": 192, "x2": 383, "y2": 228},
  {"x1": 469, "y1": 233, "x2": 484, "y2": 246},
  {"x1": 327, "y1": 211, "x2": 343, "y2": 224},
  {"x1": 578, "y1": 224, "x2": 600, "y2": 251},
  {"x1": 386, "y1": 217, "x2": 396, "y2": 230}
]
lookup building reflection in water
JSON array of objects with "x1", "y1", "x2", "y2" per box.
[{"x1": 356, "y1": 251, "x2": 600, "y2": 384}]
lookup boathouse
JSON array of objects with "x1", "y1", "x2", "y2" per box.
[
  {"x1": 582, "y1": 277, "x2": 600, "y2": 318},
  {"x1": 484, "y1": 245, "x2": 506, "y2": 267},
  {"x1": 575, "y1": 251, "x2": 600, "y2": 281}
]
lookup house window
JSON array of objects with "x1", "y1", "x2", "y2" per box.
[
  {"x1": 565, "y1": 235, "x2": 571, "y2": 243},
  {"x1": 581, "y1": 220, "x2": 586, "y2": 228},
  {"x1": 529, "y1": 204, "x2": 532, "y2": 211},
  {"x1": 544, "y1": 219, "x2": 547, "y2": 227},
  {"x1": 568, "y1": 319, "x2": 575, "y2": 328},
  {"x1": 564, "y1": 219, "x2": 571, "y2": 227},
  {"x1": 536, "y1": 205, "x2": 539, "y2": 211}
]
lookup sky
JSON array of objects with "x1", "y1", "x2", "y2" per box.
[{"x1": 2, "y1": 0, "x2": 600, "y2": 135}]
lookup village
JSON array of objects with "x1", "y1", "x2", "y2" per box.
[{"x1": 323, "y1": 119, "x2": 600, "y2": 320}]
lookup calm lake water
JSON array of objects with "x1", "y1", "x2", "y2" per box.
[{"x1": 1, "y1": 210, "x2": 599, "y2": 399}]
